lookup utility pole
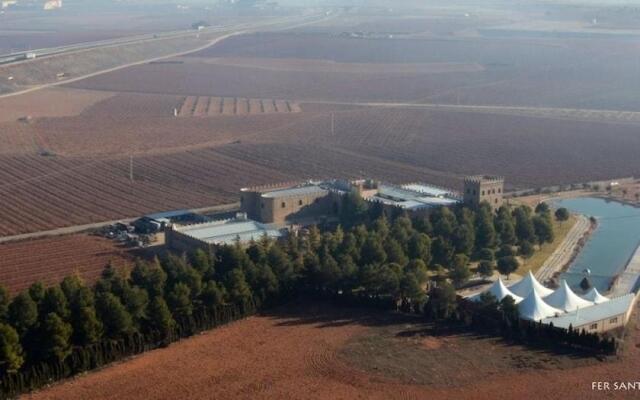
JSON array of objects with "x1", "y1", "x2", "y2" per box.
[
  {"x1": 331, "y1": 113, "x2": 335, "y2": 136},
  {"x1": 129, "y1": 155, "x2": 134, "y2": 183}
]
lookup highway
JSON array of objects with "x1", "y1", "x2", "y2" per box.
[{"x1": 0, "y1": 12, "x2": 332, "y2": 100}]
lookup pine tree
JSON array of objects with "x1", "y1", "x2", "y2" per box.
[
  {"x1": 96, "y1": 293, "x2": 133, "y2": 339},
  {"x1": 8, "y1": 292, "x2": 38, "y2": 336},
  {"x1": 146, "y1": 296, "x2": 175, "y2": 341},
  {"x1": 0, "y1": 284, "x2": 10, "y2": 321},
  {"x1": 407, "y1": 232, "x2": 432, "y2": 265},
  {"x1": 191, "y1": 248, "x2": 213, "y2": 276},
  {"x1": 73, "y1": 306, "x2": 103, "y2": 346},
  {"x1": 200, "y1": 281, "x2": 226, "y2": 309},
  {"x1": 475, "y1": 204, "x2": 497, "y2": 250},
  {"x1": 121, "y1": 285, "x2": 149, "y2": 329},
  {"x1": 533, "y1": 214, "x2": 554, "y2": 244},
  {"x1": 225, "y1": 269, "x2": 253, "y2": 304},
  {"x1": 449, "y1": 254, "x2": 471, "y2": 287},
  {"x1": 384, "y1": 238, "x2": 408, "y2": 266},
  {"x1": 28, "y1": 281, "x2": 46, "y2": 305},
  {"x1": 39, "y1": 313, "x2": 72, "y2": 361},
  {"x1": 167, "y1": 283, "x2": 193, "y2": 319},
  {"x1": 40, "y1": 286, "x2": 70, "y2": 320},
  {"x1": 514, "y1": 206, "x2": 536, "y2": 244},
  {"x1": 0, "y1": 323, "x2": 23, "y2": 373},
  {"x1": 360, "y1": 236, "x2": 387, "y2": 266}
]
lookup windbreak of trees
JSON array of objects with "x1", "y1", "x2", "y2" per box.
[{"x1": 0, "y1": 199, "x2": 554, "y2": 396}]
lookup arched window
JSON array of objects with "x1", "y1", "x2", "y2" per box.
[{"x1": 281, "y1": 202, "x2": 286, "y2": 208}]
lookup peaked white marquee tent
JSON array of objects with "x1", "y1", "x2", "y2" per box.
[
  {"x1": 582, "y1": 287, "x2": 610, "y2": 304},
  {"x1": 543, "y1": 280, "x2": 594, "y2": 312},
  {"x1": 471, "y1": 278, "x2": 523, "y2": 303},
  {"x1": 518, "y1": 290, "x2": 562, "y2": 321},
  {"x1": 508, "y1": 271, "x2": 554, "y2": 298}
]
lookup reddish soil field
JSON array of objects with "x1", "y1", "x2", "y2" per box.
[
  {"x1": 25, "y1": 303, "x2": 640, "y2": 400},
  {"x1": 0, "y1": 140, "x2": 451, "y2": 236},
  {"x1": 0, "y1": 93, "x2": 308, "y2": 156},
  {"x1": 2, "y1": 99, "x2": 640, "y2": 236},
  {"x1": 0, "y1": 235, "x2": 132, "y2": 295},
  {"x1": 0, "y1": 87, "x2": 114, "y2": 123}
]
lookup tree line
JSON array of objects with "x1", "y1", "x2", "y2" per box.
[{"x1": 0, "y1": 198, "x2": 561, "y2": 395}]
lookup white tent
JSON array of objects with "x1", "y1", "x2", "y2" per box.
[
  {"x1": 543, "y1": 280, "x2": 594, "y2": 312},
  {"x1": 518, "y1": 290, "x2": 563, "y2": 321},
  {"x1": 582, "y1": 287, "x2": 610, "y2": 304},
  {"x1": 471, "y1": 278, "x2": 523, "y2": 304},
  {"x1": 508, "y1": 271, "x2": 554, "y2": 298}
]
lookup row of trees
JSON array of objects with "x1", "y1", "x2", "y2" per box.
[{"x1": 0, "y1": 200, "x2": 557, "y2": 389}]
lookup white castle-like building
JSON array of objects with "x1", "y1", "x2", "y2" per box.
[{"x1": 470, "y1": 271, "x2": 636, "y2": 334}]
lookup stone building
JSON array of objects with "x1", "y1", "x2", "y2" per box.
[
  {"x1": 463, "y1": 175, "x2": 504, "y2": 210},
  {"x1": 240, "y1": 182, "x2": 340, "y2": 224}
]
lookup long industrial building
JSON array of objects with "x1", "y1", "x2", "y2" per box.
[{"x1": 166, "y1": 216, "x2": 284, "y2": 253}]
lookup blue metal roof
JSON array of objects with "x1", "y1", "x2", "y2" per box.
[
  {"x1": 261, "y1": 185, "x2": 327, "y2": 198},
  {"x1": 145, "y1": 209, "x2": 193, "y2": 220},
  {"x1": 371, "y1": 184, "x2": 460, "y2": 210},
  {"x1": 401, "y1": 184, "x2": 453, "y2": 198}
]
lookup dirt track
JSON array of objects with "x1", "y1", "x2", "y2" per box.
[{"x1": 26, "y1": 304, "x2": 640, "y2": 400}]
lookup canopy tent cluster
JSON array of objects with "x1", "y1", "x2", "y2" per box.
[{"x1": 470, "y1": 271, "x2": 611, "y2": 321}]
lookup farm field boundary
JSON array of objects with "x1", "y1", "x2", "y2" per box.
[{"x1": 303, "y1": 101, "x2": 640, "y2": 125}]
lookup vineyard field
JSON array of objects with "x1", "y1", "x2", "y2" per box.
[{"x1": 0, "y1": 235, "x2": 132, "y2": 294}]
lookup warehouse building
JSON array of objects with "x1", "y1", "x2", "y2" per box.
[{"x1": 166, "y1": 216, "x2": 285, "y2": 253}]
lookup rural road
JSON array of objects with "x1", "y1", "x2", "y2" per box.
[
  {"x1": 609, "y1": 244, "x2": 640, "y2": 296},
  {"x1": 0, "y1": 13, "x2": 331, "y2": 100},
  {"x1": 536, "y1": 215, "x2": 591, "y2": 284},
  {"x1": 0, "y1": 202, "x2": 239, "y2": 244}
]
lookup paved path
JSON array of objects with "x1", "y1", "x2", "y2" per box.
[
  {"x1": 609, "y1": 244, "x2": 640, "y2": 297},
  {"x1": 536, "y1": 215, "x2": 591, "y2": 283}
]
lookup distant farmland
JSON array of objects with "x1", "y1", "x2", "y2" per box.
[
  {"x1": 72, "y1": 32, "x2": 640, "y2": 110},
  {"x1": 1, "y1": 12, "x2": 640, "y2": 236}
]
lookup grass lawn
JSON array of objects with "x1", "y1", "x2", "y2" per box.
[{"x1": 516, "y1": 214, "x2": 577, "y2": 276}]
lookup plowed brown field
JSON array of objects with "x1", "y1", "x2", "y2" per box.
[
  {"x1": 0, "y1": 235, "x2": 132, "y2": 294},
  {"x1": 25, "y1": 303, "x2": 640, "y2": 400}
]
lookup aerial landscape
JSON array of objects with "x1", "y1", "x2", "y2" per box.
[{"x1": 1, "y1": 0, "x2": 640, "y2": 399}]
